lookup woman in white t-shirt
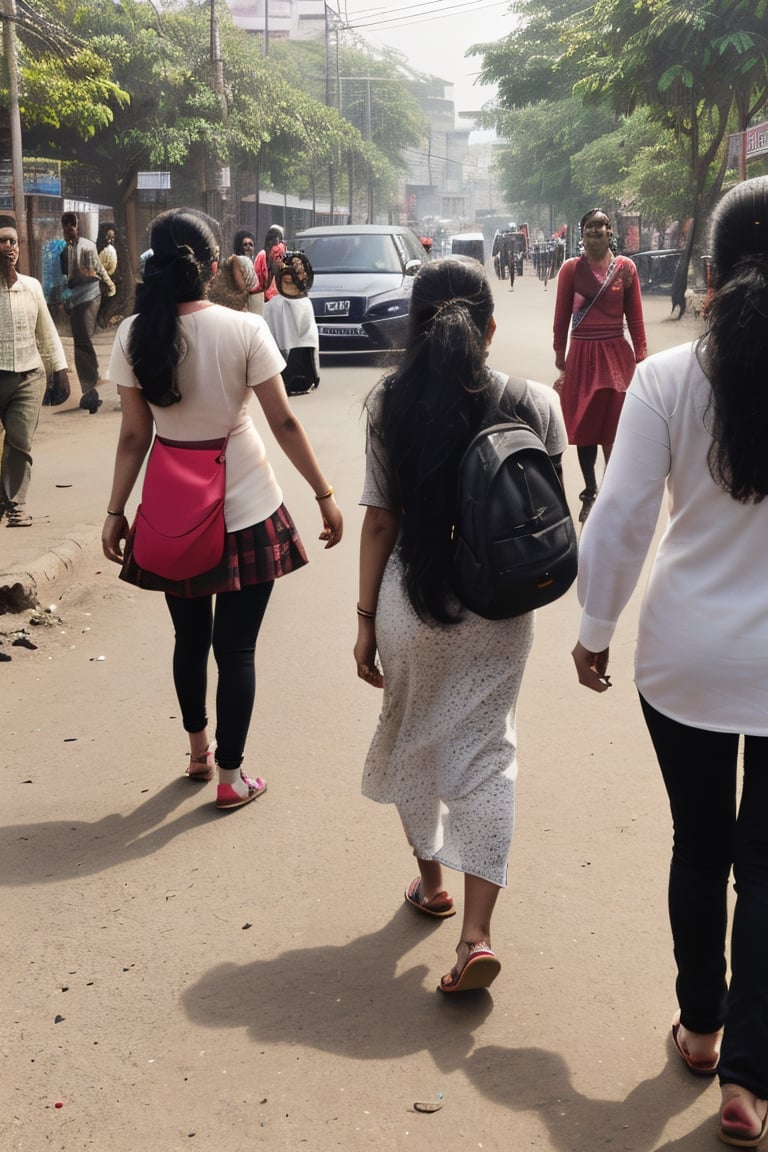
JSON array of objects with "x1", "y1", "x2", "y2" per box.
[
  {"x1": 572, "y1": 177, "x2": 768, "y2": 1146},
  {"x1": 102, "y1": 208, "x2": 343, "y2": 811}
]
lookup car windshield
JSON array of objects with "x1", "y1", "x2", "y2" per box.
[{"x1": 299, "y1": 234, "x2": 402, "y2": 274}]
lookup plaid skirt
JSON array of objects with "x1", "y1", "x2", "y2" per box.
[{"x1": 119, "y1": 503, "x2": 308, "y2": 597}]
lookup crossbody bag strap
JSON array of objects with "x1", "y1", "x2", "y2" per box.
[
  {"x1": 571, "y1": 257, "x2": 620, "y2": 331},
  {"x1": 154, "y1": 430, "x2": 231, "y2": 462}
]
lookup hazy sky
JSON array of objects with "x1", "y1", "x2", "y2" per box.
[{"x1": 336, "y1": 0, "x2": 511, "y2": 119}]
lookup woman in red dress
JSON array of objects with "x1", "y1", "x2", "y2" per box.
[{"x1": 553, "y1": 209, "x2": 647, "y2": 522}]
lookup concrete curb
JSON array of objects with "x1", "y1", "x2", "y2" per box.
[{"x1": 0, "y1": 525, "x2": 102, "y2": 612}]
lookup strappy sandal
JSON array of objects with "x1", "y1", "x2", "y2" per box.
[
  {"x1": 439, "y1": 941, "x2": 501, "y2": 993},
  {"x1": 185, "y1": 745, "x2": 215, "y2": 782},
  {"x1": 6, "y1": 508, "x2": 32, "y2": 527}
]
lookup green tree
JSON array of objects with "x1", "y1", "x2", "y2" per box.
[
  {"x1": 569, "y1": 0, "x2": 768, "y2": 301},
  {"x1": 471, "y1": 0, "x2": 586, "y2": 109}
]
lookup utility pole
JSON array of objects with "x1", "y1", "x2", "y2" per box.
[
  {"x1": 1, "y1": 0, "x2": 29, "y2": 271},
  {"x1": 209, "y1": 0, "x2": 233, "y2": 234}
]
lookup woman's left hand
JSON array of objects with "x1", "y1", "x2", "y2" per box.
[
  {"x1": 318, "y1": 496, "x2": 343, "y2": 549},
  {"x1": 354, "y1": 621, "x2": 383, "y2": 688},
  {"x1": 102, "y1": 514, "x2": 129, "y2": 564}
]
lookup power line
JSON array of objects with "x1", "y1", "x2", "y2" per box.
[{"x1": 336, "y1": 0, "x2": 508, "y2": 33}]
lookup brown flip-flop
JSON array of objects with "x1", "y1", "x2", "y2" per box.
[
  {"x1": 404, "y1": 877, "x2": 456, "y2": 918},
  {"x1": 671, "y1": 1010, "x2": 720, "y2": 1077}
]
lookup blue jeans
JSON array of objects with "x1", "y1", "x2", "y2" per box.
[{"x1": 640, "y1": 695, "x2": 768, "y2": 1097}]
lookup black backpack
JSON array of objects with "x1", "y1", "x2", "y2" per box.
[{"x1": 452, "y1": 376, "x2": 577, "y2": 619}]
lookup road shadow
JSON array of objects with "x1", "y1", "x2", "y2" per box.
[
  {"x1": 0, "y1": 778, "x2": 223, "y2": 885},
  {"x1": 183, "y1": 910, "x2": 493, "y2": 1066},
  {"x1": 182, "y1": 912, "x2": 718, "y2": 1148},
  {"x1": 464, "y1": 1044, "x2": 717, "y2": 1152}
]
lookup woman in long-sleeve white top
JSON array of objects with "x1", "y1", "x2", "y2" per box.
[{"x1": 572, "y1": 176, "x2": 768, "y2": 1147}]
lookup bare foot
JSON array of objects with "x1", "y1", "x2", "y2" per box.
[{"x1": 720, "y1": 1085, "x2": 768, "y2": 1146}]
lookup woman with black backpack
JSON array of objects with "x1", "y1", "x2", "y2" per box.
[{"x1": 354, "y1": 256, "x2": 568, "y2": 993}]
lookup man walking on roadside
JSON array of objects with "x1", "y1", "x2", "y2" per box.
[
  {"x1": 60, "y1": 211, "x2": 115, "y2": 413},
  {"x1": 0, "y1": 216, "x2": 70, "y2": 526}
]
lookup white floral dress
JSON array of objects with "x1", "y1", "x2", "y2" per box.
[{"x1": 360, "y1": 375, "x2": 567, "y2": 886}]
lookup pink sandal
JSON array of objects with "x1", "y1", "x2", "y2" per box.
[
  {"x1": 215, "y1": 773, "x2": 267, "y2": 810},
  {"x1": 439, "y1": 941, "x2": 501, "y2": 993}
]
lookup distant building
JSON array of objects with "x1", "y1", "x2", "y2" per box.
[{"x1": 225, "y1": 0, "x2": 326, "y2": 40}]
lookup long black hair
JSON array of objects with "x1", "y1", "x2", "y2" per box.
[
  {"x1": 699, "y1": 176, "x2": 768, "y2": 502},
  {"x1": 127, "y1": 208, "x2": 219, "y2": 406},
  {"x1": 371, "y1": 255, "x2": 498, "y2": 623}
]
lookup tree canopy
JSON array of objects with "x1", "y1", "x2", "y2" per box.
[
  {"x1": 472, "y1": 0, "x2": 768, "y2": 258},
  {"x1": 1, "y1": 0, "x2": 430, "y2": 238}
]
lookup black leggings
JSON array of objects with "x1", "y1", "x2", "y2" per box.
[
  {"x1": 165, "y1": 583, "x2": 273, "y2": 770},
  {"x1": 640, "y1": 695, "x2": 768, "y2": 1096}
]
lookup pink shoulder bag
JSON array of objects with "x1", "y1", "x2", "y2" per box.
[{"x1": 131, "y1": 434, "x2": 230, "y2": 580}]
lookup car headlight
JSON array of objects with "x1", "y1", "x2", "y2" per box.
[{"x1": 364, "y1": 298, "x2": 409, "y2": 321}]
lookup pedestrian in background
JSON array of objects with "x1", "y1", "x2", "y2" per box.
[
  {"x1": 553, "y1": 208, "x2": 646, "y2": 523},
  {"x1": 102, "y1": 208, "x2": 342, "y2": 811},
  {"x1": 254, "y1": 224, "x2": 286, "y2": 303},
  {"x1": 0, "y1": 215, "x2": 70, "y2": 527},
  {"x1": 355, "y1": 256, "x2": 567, "y2": 993},
  {"x1": 60, "y1": 211, "x2": 115, "y2": 413},
  {"x1": 97, "y1": 221, "x2": 119, "y2": 329},
  {"x1": 572, "y1": 176, "x2": 768, "y2": 1148},
  {"x1": 232, "y1": 229, "x2": 264, "y2": 315},
  {"x1": 263, "y1": 251, "x2": 320, "y2": 395}
]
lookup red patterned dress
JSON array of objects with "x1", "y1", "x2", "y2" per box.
[{"x1": 553, "y1": 254, "x2": 647, "y2": 445}]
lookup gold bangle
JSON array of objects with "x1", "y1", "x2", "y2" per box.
[
  {"x1": 315, "y1": 485, "x2": 334, "y2": 501},
  {"x1": 356, "y1": 605, "x2": 375, "y2": 619},
  {"x1": 106, "y1": 509, "x2": 125, "y2": 517}
]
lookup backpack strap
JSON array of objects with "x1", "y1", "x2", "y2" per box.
[{"x1": 493, "y1": 371, "x2": 547, "y2": 441}]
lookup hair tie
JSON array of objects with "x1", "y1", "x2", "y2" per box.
[{"x1": 431, "y1": 297, "x2": 470, "y2": 321}]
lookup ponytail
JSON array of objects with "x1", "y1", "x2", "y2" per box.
[
  {"x1": 376, "y1": 257, "x2": 496, "y2": 622},
  {"x1": 128, "y1": 209, "x2": 218, "y2": 406}
]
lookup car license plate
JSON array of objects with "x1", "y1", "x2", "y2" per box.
[
  {"x1": 323, "y1": 300, "x2": 351, "y2": 317},
  {"x1": 319, "y1": 325, "x2": 365, "y2": 337}
]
